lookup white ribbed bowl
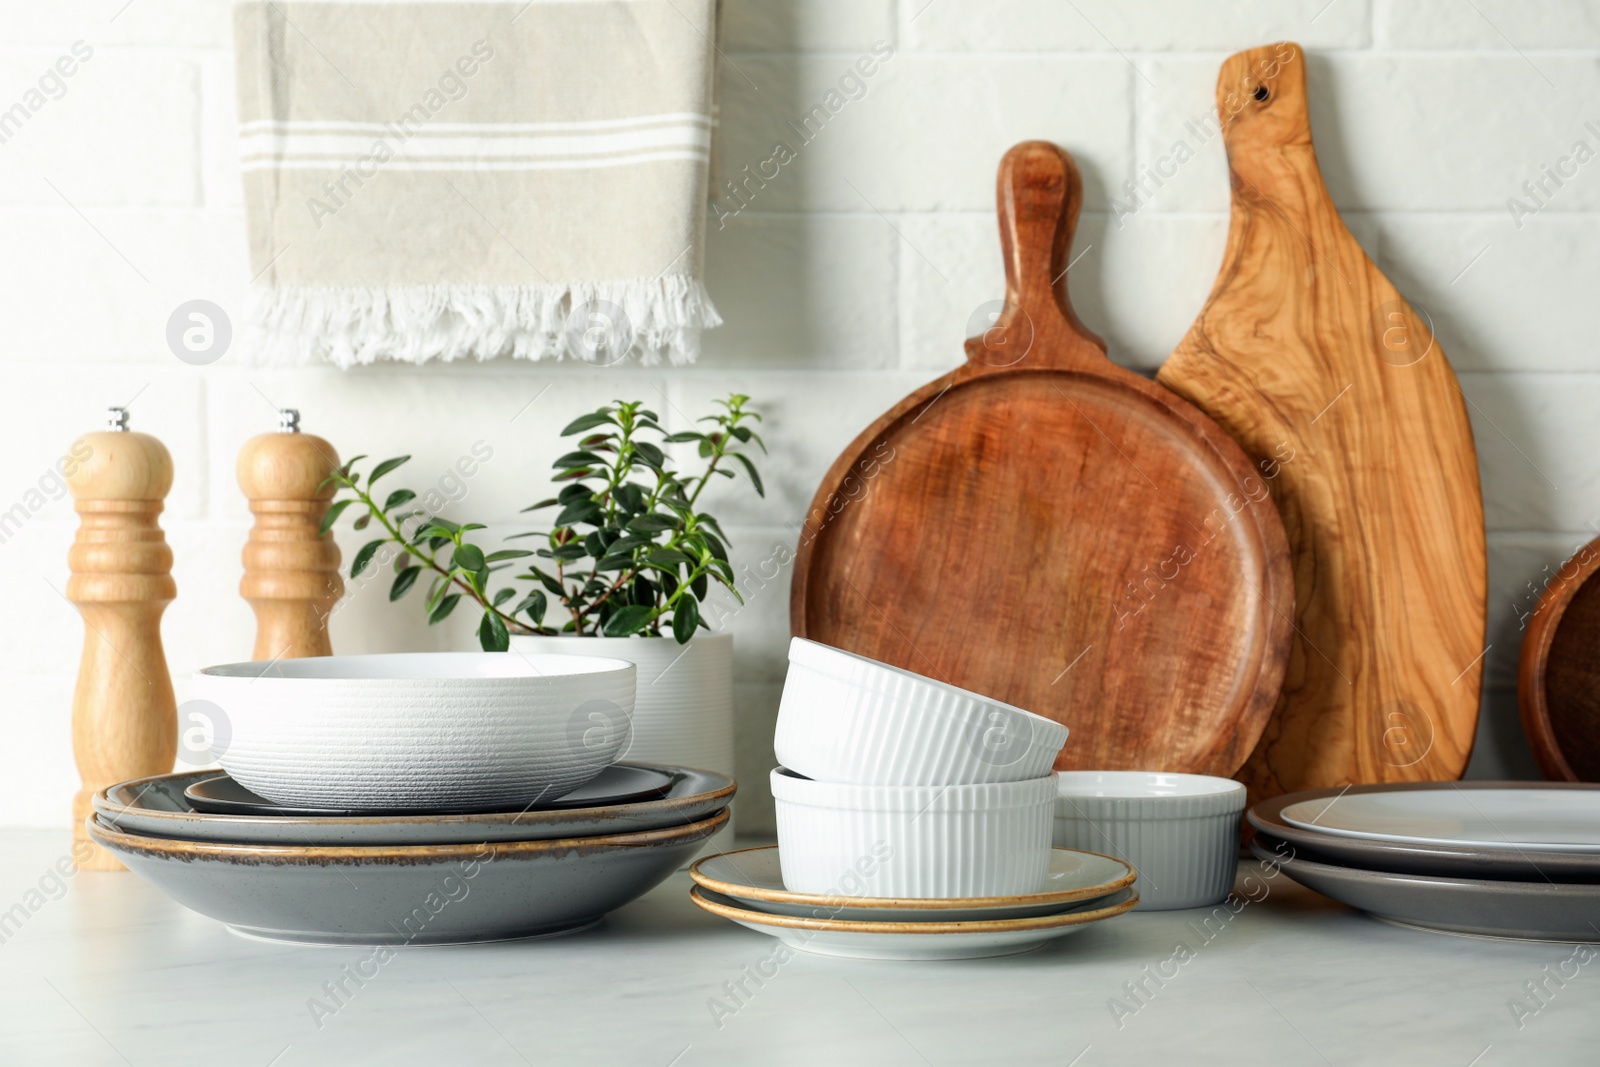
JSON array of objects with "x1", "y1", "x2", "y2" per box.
[
  {"x1": 774, "y1": 638, "x2": 1068, "y2": 785},
  {"x1": 772, "y1": 768, "x2": 1056, "y2": 898},
  {"x1": 508, "y1": 634, "x2": 733, "y2": 776},
  {"x1": 1053, "y1": 771, "x2": 1246, "y2": 910},
  {"x1": 197, "y1": 653, "x2": 636, "y2": 810}
]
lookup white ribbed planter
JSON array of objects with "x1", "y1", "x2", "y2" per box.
[
  {"x1": 772, "y1": 769, "x2": 1056, "y2": 898},
  {"x1": 1053, "y1": 771, "x2": 1246, "y2": 911},
  {"x1": 507, "y1": 633, "x2": 734, "y2": 776}
]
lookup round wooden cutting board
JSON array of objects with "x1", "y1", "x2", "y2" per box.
[
  {"x1": 1156, "y1": 44, "x2": 1488, "y2": 800},
  {"x1": 790, "y1": 141, "x2": 1294, "y2": 777}
]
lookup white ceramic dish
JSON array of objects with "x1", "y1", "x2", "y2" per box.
[
  {"x1": 1279, "y1": 788, "x2": 1600, "y2": 853},
  {"x1": 195, "y1": 652, "x2": 635, "y2": 810},
  {"x1": 509, "y1": 633, "x2": 734, "y2": 776},
  {"x1": 771, "y1": 767, "x2": 1055, "y2": 898},
  {"x1": 773, "y1": 637, "x2": 1068, "y2": 785},
  {"x1": 690, "y1": 885, "x2": 1138, "y2": 960},
  {"x1": 690, "y1": 845, "x2": 1135, "y2": 922},
  {"x1": 1054, "y1": 771, "x2": 1246, "y2": 910}
]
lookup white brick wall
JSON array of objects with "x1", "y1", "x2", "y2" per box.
[{"x1": 2, "y1": 0, "x2": 1593, "y2": 829}]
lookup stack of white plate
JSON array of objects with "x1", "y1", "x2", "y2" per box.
[
  {"x1": 690, "y1": 845, "x2": 1137, "y2": 960},
  {"x1": 1250, "y1": 781, "x2": 1600, "y2": 941}
]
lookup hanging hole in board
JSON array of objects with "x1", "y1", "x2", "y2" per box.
[{"x1": 1253, "y1": 84, "x2": 1270, "y2": 102}]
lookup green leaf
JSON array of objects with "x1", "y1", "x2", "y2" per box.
[
  {"x1": 429, "y1": 593, "x2": 462, "y2": 624},
  {"x1": 555, "y1": 500, "x2": 602, "y2": 528},
  {"x1": 553, "y1": 467, "x2": 596, "y2": 483},
  {"x1": 634, "y1": 441, "x2": 666, "y2": 469},
  {"x1": 603, "y1": 604, "x2": 654, "y2": 637},
  {"x1": 353, "y1": 512, "x2": 371, "y2": 531},
  {"x1": 672, "y1": 595, "x2": 699, "y2": 643},
  {"x1": 628, "y1": 513, "x2": 678, "y2": 534},
  {"x1": 522, "y1": 497, "x2": 560, "y2": 513},
  {"x1": 351, "y1": 539, "x2": 386, "y2": 578},
  {"x1": 319, "y1": 498, "x2": 356, "y2": 536},
  {"x1": 517, "y1": 590, "x2": 549, "y2": 626},
  {"x1": 485, "y1": 549, "x2": 534, "y2": 563},
  {"x1": 478, "y1": 611, "x2": 509, "y2": 651},
  {"x1": 663, "y1": 432, "x2": 703, "y2": 444},
  {"x1": 550, "y1": 543, "x2": 588, "y2": 561},
  {"x1": 592, "y1": 556, "x2": 636, "y2": 573},
  {"x1": 452, "y1": 543, "x2": 486, "y2": 572},
  {"x1": 647, "y1": 547, "x2": 695, "y2": 568},
  {"x1": 614, "y1": 483, "x2": 648, "y2": 513},
  {"x1": 383, "y1": 488, "x2": 416, "y2": 512},
  {"x1": 368, "y1": 456, "x2": 411, "y2": 486},
  {"x1": 553, "y1": 450, "x2": 603, "y2": 469},
  {"x1": 691, "y1": 572, "x2": 708, "y2": 599},
  {"x1": 730, "y1": 426, "x2": 752, "y2": 442},
  {"x1": 389, "y1": 566, "x2": 421, "y2": 601},
  {"x1": 459, "y1": 523, "x2": 487, "y2": 534},
  {"x1": 562, "y1": 484, "x2": 598, "y2": 505},
  {"x1": 703, "y1": 531, "x2": 729, "y2": 562},
  {"x1": 492, "y1": 587, "x2": 516, "y2": 607},
  {"x1": 429, "y1": 517, "x2": 461, "y2": 534},
  {"x1": 561, "y1": 411, "x2": 616, "y2": 436}
]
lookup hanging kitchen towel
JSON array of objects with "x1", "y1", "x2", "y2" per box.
[{"x1": 233, "y1": 0, "x2": 720, "y2": 367}]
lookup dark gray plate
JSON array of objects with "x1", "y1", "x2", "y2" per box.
[
  {"x1": 94, "y1": 763, "x2": 734, "y2": 846},
  {"x1": 1252, "y1": 834, "x2": 1600, "y2": 942},
  {"x1": 1249, "y1": 781, "x2": 1600, "y2": 883},
  {"x1": 91, "y1": 809, "x2": 728, "y2": 945},
  {"x1": 185, "y1": 764, "x2": 674, "y2": 817}
]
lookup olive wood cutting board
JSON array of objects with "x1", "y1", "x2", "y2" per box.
[
  {"x1": 1156, "y1": 43, "x2": 1488, "y2": 799},
  {"x1": 790, "y1": 141, "x2": 1294, "y2": 777}
]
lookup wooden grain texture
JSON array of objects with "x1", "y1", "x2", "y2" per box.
[
  {"x1": 1520, "y1": 534, "x2": 1600, "y2": 782},
  {"x1": 237, "y1": 424, "x2": 343, "y2": 660},
  {"x1": 790, "y1": 141, "x2": 1294, "y2": 777},
  {"x1": 67, "y1": 428, "x2": 178, "y2": 871},
  {"x1": 1156, "y1": 43, "x2": 1488, "y2": 800}
]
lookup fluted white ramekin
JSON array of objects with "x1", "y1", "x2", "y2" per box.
[
  {"x1": 772, "y1": 768, "x2": 1056, "y2": 898},
  {"x1": 774, "y1": 638, "x2": 1069, "y2": 785},
  {"x1": 1053, "y1": 771, "x2": 1246, "y2": 910}
]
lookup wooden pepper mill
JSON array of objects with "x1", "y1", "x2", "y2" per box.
[
  {"x1": 67, "y1": 407, "x2": 178, "y2": 871},
  {"x1": 237, "y1": 408, "x2": 343, "y2": 660}
]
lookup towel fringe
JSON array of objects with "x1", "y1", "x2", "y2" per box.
[{"x1": 241, "y1": 275, "x2": 722, "y2": 368}]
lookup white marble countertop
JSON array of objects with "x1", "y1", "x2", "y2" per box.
[{"x1": 0, "y1": 830, "x2": 1593, "y2": 1066}]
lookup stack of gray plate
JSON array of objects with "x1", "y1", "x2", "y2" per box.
[
  {"x1": 90, "y1": 763, "x2": 733, "y2": 945},
  {"x1": 1249, "y1": 781, "x2": 1600, "y2": 942}
]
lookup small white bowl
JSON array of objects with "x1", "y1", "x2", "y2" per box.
[
  {"x1": 771, "y1": 767, "x2": 1056, "y2": 898},
  {"x1": 774, "y1": 638, "x2": 1068, "y2": 785},
  {"x1": 195, "y1": 652, "x2": 635, "y2": 810},
  {"x1": 1053, "y1": 771, "x2": 1246, "y2": 910}
]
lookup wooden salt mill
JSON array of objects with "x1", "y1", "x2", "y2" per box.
[
  {"x1": 237, "y1": 408, "x2": 343, "y2": 660},
  {"x1": 67, "y1": 407, "x2": 178, "y2": 870}
]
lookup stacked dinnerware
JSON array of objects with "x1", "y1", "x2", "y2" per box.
[
  {"x1": 689, "y1": 638, "x2": 1139, "y2": 960},
  {"x1": 1247, "y1": 781, "x2": 1600, "y2": 941},
  {"x1": 89, "y1": 653, "x2": 736, "y2": 945}
]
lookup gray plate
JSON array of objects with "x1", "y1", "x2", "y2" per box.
[
  {"x1": 184, "y1": 765, "x2": 675, "y2": 817},
  {"x1": 94, "y1": 763, "x2": 734, "y2": 846},
  {"x1": 1252, "y1": 834, "x2": 1600, "y2": 942},
  {"x1": 1249, "y1": 782, "x2": 1600, "y2": 883},
  {"x1": 90, "y1": 809, "x2": 728, "y2": 945}
]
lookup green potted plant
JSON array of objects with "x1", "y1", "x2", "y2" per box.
[{"x1": 323, "y1": 395, "x2": 764, "y2": 774}]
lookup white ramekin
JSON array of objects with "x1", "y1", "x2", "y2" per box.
[
  {"x1": 1053, "y1": 771, "x2": 1246, "y2": 910},
  {"x1": 773, "y1": 638, "x2": 1069, "y2": 785},
  {"x1": 772, "y1": 768, "x2": 1056, "y2": 898}
]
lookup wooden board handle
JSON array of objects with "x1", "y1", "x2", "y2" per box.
[
  {"x1": 966, "y1": 140, "x2": 1106, "y2": 370},
  {"x1": 1218, "y1": 43, "x2": 1313, "y2": 164}
]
